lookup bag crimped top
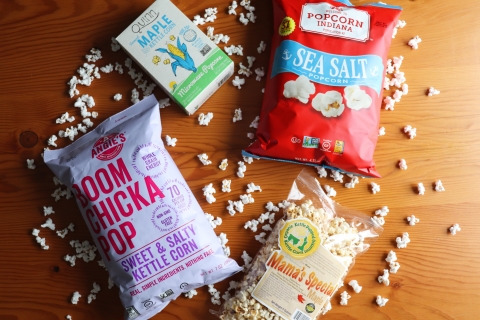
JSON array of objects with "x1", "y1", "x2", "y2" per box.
[{"x1": 244, "y1": 0, "x2": 402, "y2": 177}]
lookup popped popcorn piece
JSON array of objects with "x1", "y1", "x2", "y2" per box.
[
  {"x1": 197, "y1": 153, "x2": 212, "y2": 165},
  {"x1": 108, "y1": 277, "x2": 114, "y2": 289},
  {"x1": 389, "y1": 261, "x2": 401, "y2": 273},
  {"x1": 217, "y1": 233, "x2": 230, "y2": 257},
  {"x1": 383, "y1": 96, "x2": 395, "y2": 110},
  {"x1": 53, "y1": 176, "x2": 63, "y2": 186},
  {"x1": 247, "y1": 132, "x2": 255, "y2": 139},
  {"x1": 383, "y1": 76, "x2": 390, "y2": 90},
  {"x1": 233, "y1": 200, "x2": 244, "y2": 213},
  {"x1": 185, "y1": 289, "x2": 198, "y2": 299},
  {"x1": 157, "y1": 98, "x2": 170, "y2": 109},
  {"x1": 192, "y1": 15, "x2": 205, "y2": 25},
  {"x1": 239, "y1": 12, "x2": 249, "y2": 25},
  {"x1": 257, "y1": 40, "x2": 266, "y2": 54},
  {"x1": 91, "y1": 112, "x2": 98, "y2": 119},
  {"x1": 43, "y1": 206, "x2": 55, "y2": 216},
  {"x1": 68, "y1": 223, "x2": 75, "y2": 232},
  {"x1": 114, "y1": 62, "x2": 124, "y2": 74},
  {"x1": 241, "y1": 250, "x2": 252, "y2": 270},
  {"x1": 77, "y1": 123, "x2": 87, "y2": 134},
  {"x1": 237, "y1": 161, "x2": 246, "y2": 178},
  {"x1": 111, "y1": 37, "x2": 121, "y2": 52},
  {"x1": 204, "y1": 7, "x2": 218, "y2": 23},
  {"x1": 394, "y1": 71, "x2": 406, "y2": 85},
  {"x1": 376, "y1": 295, "x2": 388, "y2": 307},
  {"x1": 268, "y1": 212, "x2": 276, "y2": 224},
  {"x1": 378, "y1": 269, "x2": 390, "y2": 286},
  {"x1": 345, "y1": 176, "x2": 359, "y2": 188},
  {"x1": 396, "y1": 232, "x2": 410, "y2": 249},
  {"x1": 57, "y1": 228, "x2": 68, "y2": 238},
  {"x1": 68, "y1": 76, "x2": 79, "y2": 98},
  {"x1": 208, "y1": 284, "x2": 222, "y2": 305},
  {"x1": 246, "y1": 182, "x2": 262, "y2": 193},
  {"x1": 398, "y1": 159, "x2": 407, "y2": 170},
  {"x1": 228, "y1": 1, "x2": 238, "y2": 15},
  {"x1": 396, "y1": 20, "x2": 407, "y2": 29},
  {"x1": 218, "y1": 159, "x2": 228, "y2": 171},
  {"x1": 385, "y1": 250, "x2": 397, "y2": 263},
  {"x1": 165, "y1": 135, "x2": 177, "y2": 147},
  {"x1": 402, "y1": 83, "x2": 409, "y2": 95},
  {"x1": 407, "y1": 215, "x2": 419, "y2": 226},
  {"x1": 238, "y1": 62, "x2": 252, "y2": 77},
  {"x1": 198, "y1": 112, "x2": 214, "y2": 126},
  {"x1": 330, "y1": 169, "x2": 344, "y2": 183},
  {"x1": 32, "y1": 229, "x2": 49, "y2": 250},
  {"x1": 232, "y1": 76, "x2": 245, "y2": 89},
  {"x1": 375, "y1": 206, "x2": 389, "y2": 217},
  {"x1": 348, "y1": 280, "x2": 362, "y2": 293},
  {"x1": 435, "y1": 180, "x2": 445, "y2": 192},
  {"x1": 224, "y1": 45, "x2": 244, "y2": 56},
  {"x1": 205, "y1": 213, "x2": 223, "y2": 229},
  {"x1": 243, "y1": 156, "x2": 253, "y2": 164},
  {"x1": 244, "y1": 219, "x2": 259, "y2": 232},
  {"x1": 322, "y1": 300, "x2": 332, "y2": 315},
  {"x1": 416, "y1": 182, "x2": 425, "y2": 195},
  {"x1": 408, "y1": 35, "x2": 422, "y2": 50},
  {"x1": 316, "y1": 166, "x2": 328, "y2": 178},
  {"x1": 100, "y1": 64, "x2": 113, "y2": 73},
  {"x1": 86, "y1": 48, "x2": 102, "y2": 63},
  {"x1": 323, "y1": 185, "x2": 336, "y2": 197},
  {"x1": 371, "y1": 182, "x2": 380, "y2": 194},
  {"x1": 56, "y1": 112, "x2": 75, "y2": 124},
  {"x1": 233, "y1": 108, "x2": 243, "y2": 122},
  {"x1": 26, "y1": 159, "x2": 36, "y2": 170},
  {"x1": 393, "y1": 56, "x2": 404, "y2": 70},
  {"x1": 265, "y1": 202, "x2": 279, "y2": 212},
  {"x1": 371, "y1": 216, "x2": 385, "y2": 226},
  {"x1": 278, "y1": 200, "x2": 291, "y2": 209},
  {"x1": 340, "y1": 291, "x2": 351, "y2": 305},
  {"x1": 262, "y1": 224, "x2": 273, "y2": 232},
  {"x1": 246, "y1": 10, "x2": 256, "y2": 23},
  {"x1": 131, "y1": 88, "x2": 140, "y2": 104},
  {"x1": 66, "y1": 315, "x2": 72, "y2": 320},
  {"x1": 48, "y1": 135, "x2": 58, "y2": 147},
  {"x1": 284, "y1": 75, "x2": 316, "y2": 104},
  {"x1": 71, "y1": 291, "x2": 81, "y2": 304},
  {"x1": 41, "y1": 218, "x2": 55, "y2": 230},
  {"x1": 113, "y1": 93, "x2": 122, "y2": 101},
  {"x1": 249, "y1": 116, "x2": 260, "y2": 129},
  {"x1": 246, "y1": 56, "x2": 256, "y2": 69},
  {"x1": 393, "y1": 89, "x2": 403, "y2": 102},
  {"x1": 226, "y1": 200, "x2": 236, "y2": 215},
  {"x1": 222, "y1": 179, "x2": 232, "y2": 193},
  {"x1": 403, "y1": 125, "x2": 417, "y2": 139},
  {"x1": 240, "y1": 193, "x2": 254, "y2": 204},
  {"x1": 82, "y1": 118, "x2": 94, "y2": 128},
  {"x1": 449, "y1": 223, "x2": 461, "y2": 235},
  {"x1": 202, "y1": 183, "x2": 216, "y2": 204},
  {"x1": 69, "y1": 239, "x2": 97, "y2": 263},
  {"x1": 254, "y1": 232, "x2": 267, "y2": 244}
]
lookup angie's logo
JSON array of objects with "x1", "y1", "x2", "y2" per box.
[{"x1": 91, "y1": 133, "x2": 126, "y2": 161}]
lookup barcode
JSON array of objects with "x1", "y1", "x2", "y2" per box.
[
  {"x1": 159, "y1": 289, "x2": 174, "y2": 299},
  {"x1": 292, "y1": 309, "x2": 311, "y2": 320},
  {"x1": 218, "y1": 71, "x2": 232, "y2": 87},
  {"x1": 200, "y1": 44, "x2": 211, "y2": 56}
]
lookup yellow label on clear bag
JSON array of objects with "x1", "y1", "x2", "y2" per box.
[{"x1": 279, "y1": 218, "x2": 320, "y2": 259}]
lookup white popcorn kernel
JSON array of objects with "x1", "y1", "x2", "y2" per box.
[
  {"x1": 100, "y1": 64, "x2": 113, "y2": 73},
  {"x1": 408, "y1": 35, "x2": 422, "y2": 50},
  {"x1": 344, "y1": 176, "x2": 359, "y2": 189},
  {"x1": 82, "y1": 118, "x2": 94, "y2": 128},
  {"x1": 91, "y1": 112, "x2": 98, "y2": 119},
  {"x1": 232, "y1": 75, "x2": 245, "y2": 89},
  {"x1": 205, "y1": 213, "x2": 222, "y2": 229},
  {"x1": 370, "y1": 182, "x2": 381, "y2": 194},
  {"x1": 247, "y1": 132, "x2": 255, "y2": 139},
  {"x1": 66, "y1": 315, "x2": 72, "y2": 320},
  {"x1": 262, "y1": 224, "x2": 273, "y2": 232},
  {"x1": 198, "y1": 112, "x2": 214, "y2": 126},
  {"x1": 246, "y1": 56, "x2": 256, "y2": 69},
  {"x1": 376, "y1": 295, "x2": 388, "y2": 307},
  {"x1": 85, "y1": 48, "x2": 102, "y2": 63},
  {"x1": 71, "y1": 291, "x2": 81, "y2": 304},
  {"x1": 233, "y1": 108, "x2": 243, "y2": 122},
  {"x1": 403, "y1": 125, "x2": 417, "y2": 139},
  {"x1": 396, "y1": 20, "x2": 406, "y2": 28},
  {"x1": 330, "y1": 169, "x2": 344, "y2": 183},
  {"x1": 383, "y1": 76, "x2": 390, "y2": 90},
  {"x1": 435, "y1": 180, "x2": 445, "y2": 192},
  {"x1": 68, "y1": 223, "x2": 75, "y2": 232},
  {"x1": 254, "y1": 232, "x2": 266, "y2": 244},
  {"x1": 246, "y1": 182, "x2": 262, "y2": 193},
  {"x1": 56, "y1": 112, "x2": 75, "y2": 124},
  {"x1": 385, "y1": 250, "x2": 397, "y2": 263},
  {"x1": 197, "y1": 153, "x2": 212, "y2": 165},
  {"x1": 239, "y1": 12, "x2": 249, "y2": 25},
  {"x1": 254, "y1": 67, "x2": 265, "y2": 81},
  {"x1": 417, "y1": 182, "x2": 425, "y2": 195},
  {"x1": 378, "y1": 269, "x2": 390, "y2": 286},
  {"x1": 316, "y1": 166, "x2": 327, "y2": 178},
  {"x1": 224, "y1": 44, "x2": 244, "y2": 56},
  {"x1": 284, "y1": 75, "x2": 316, "y2": 104},
  {"x1": 244, "y1": 219, "x2": 259, "y2": 232},
  {"x1": 113, "y1": 93, "x2": 122, "y2": 101},
  {"x1": 375, "y1": 206, "x2": 389, "y2": 217},
  {"x1": 241, "y1": 251, "x2": 253, "y2": 270},
  {"x1": 237, "y1": 161, "x2": 246, "y2": 178},
  {"x1": 323, "y1": 185, "x2": 336, "y2": 197},
  {"x1": 449, "y1": 223, "x2": 461, "y2": 235},
  {"x1": 57, "y1": 228, "x2": 68, "y2": 238},
  {"x1": 202, "y1": 183, "x2": 216, "y2": 204},
  {"x1": 41, "y1": 218, "x2": 55, "y2": 230},
  {"x1": 394, "y1": 72, "x2": 406, "y2": 86},
  {"x1": 240, "y1": 193, "x2": 254, "y2": 204},
  {"x1": 398, "y1": 159, "x2": 408, "y2": 170},
  {"x1": 222, "y1": 179, "x2": 232, "y2": 193},
  {"x1": 389, "y1": 261, "x2": 401, "y2": 273},
  {"x1": 192, "y1": 15, "x2": 205, "y2": 25},
  {"x1": 396, "y1": 232, "x2": 410, "y2": 249},
  {"x1": 378, "y1": 127, "x2": 385, "y2": 136},
  {"x1": 204, "y1": 7, "x2": 218, "y2": 23},
  {"x1": 385, "y1": 59, "x2": 394, "y2": 74},
  {"x1": 228, "y1": 1, "x2": 238, "y2": 15},
  {"x1": 246, "y1": 10, "x2": 256, "y2": 23},
  {"x1": 265, "y1": 202, "x2": 279, "y2": 212},
  {"x1": 393, "y1": 89, "x2": 403, "y2": 103},
  {"x1": 165, "y1": 135, "x2": 177, "y2": 147},
  {"x1": 393, "y1": 56, "x2": 404, "y2": 70},
  {"x1": 278, "y1": 200, "x2": 291, "y2": 209},
  {"x1": 250, "y1": 116, "x2": 260, "y2": 129},
  {"x1": 226, "y1": 200, "x2": 236, "y2": 216},
  {"x1": 43, "y1": 206, "x2": 55, "y2": 216},
  {"x1": 32, "y1": 228, "x2": 40, "y2": 237},
  {"x1": 233, "y1": 200, "x2": 244, "y2": 213},
  {"x1": 185, "y1": 289, "x2": 198, "y2": 299},
  {"x1": 348, "y1": 280, "x2": 362, "y2": 293},
  {"x1": 76, "y1": 123, "x2": 87, "y2": 134},
  {"x1": 131, "y1": 88, "x2": 140, "y2": 104},
  {"x1": 48, "y1": 135, "x2": 58, "y2": 147},
  {"x1": 402, "y1": 83, "x2": 409, "y2": 95},
  {"x1": 383, "y1": 96, "x2": 395, "y2": 110},
  {"x1": 110, "y1": 37, "x2": 121, "y2": 52},
  {"x1": 340, "y1": 291, "x2": 351, "y2": 305},
  {"x1": 268, "y1": 212, "x2": 276, "y2": 224},
  {"x1": 371, "y1": 216, "x2": 385, "y2": 227},
  {"x1": 218, "y1": 159, "x2": 228, "y2": 171},
  {"x1": 257, "y1": 41, "x2": 266, "y2": 54},
  {"x1": 407, "y1": 215, "x2": 419, "y2": 226},
  {"x1": 243, "y1": 156, "x2": 254, "y2": 164},
  {"x1": 26, "y1": 159, "x2": 36, "y2": 170}
]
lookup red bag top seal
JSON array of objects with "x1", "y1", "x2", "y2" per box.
[{"x1": 244, "y1": 0, "x2": 402, "y2": 177}]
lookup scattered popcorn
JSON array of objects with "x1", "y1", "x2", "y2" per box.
[
  {"x1": 158, "y1": 98, "x2": 170, "y2": 109},
  {"x1": 217, "y1": 159, "x2": 228, "y2": 171},
  {"x1": 401, "y1": 83, "x2": 409, "y2": 95},
  {"x1": 340, "y1": 291, "x2": 351, "y2": 305},
  {"x1": 233, "y1": 200, "x2": 244, "y2": 213},
  {"x1": 222, "y1": 179, "x2": 232, "y2": 193},
  {"x1": 237, "y1": 161, "x2": 246, "y2": 178},
  {"x1": 396, "y1": 20, "x2": 407, "y2": 29},
  {"x1": 232, "y1": 108, "x2": 243, "y2": 122},
  {"x1": 254, "y1": 232, "x2": 267, "y2": 244},
  {"x1": 32, "y1": 229, "x2": 49, "y2": 250},
  {"x1": 240, "y1": 193, "x2": 255, "y2": 205},
  {"x1": 232, "y1": 75, "x2": 245, "y2": 89},
  {"x1": 43, "y1": 206, "x2": 55, "y2": 216},
  {"x1": 238, "y1": 62, "x2": 252, "y2": 77},
  {"x1": 239, "y1": 12, "x2": 249, "y2": 25},
  {"x1": 402, "y1": 125, "x2": 417, "y2": 139},
  {"x1": 393, "y1": 56, "x2": 404, "y2": 70},
  {"x1": 165, "y1": 135, "x2": 177, "y2": 147},
  {"x1": 249, "y1": 116, "x2": 260, "y2": 129},
  {"x1": 204, "y1": 7, "x2": 218, "y2": 23},
  {"x1": 246, "y1": 182, "x2": 262, "y2": 193},
  {"x1": 396, "y1": 232, "x2": 410, "y2": 249},
  {"x1": 131, "y1": 88, "x2": 140, "y2": 104},
  {"x1": 226, "y1": 200, "x2": 236, "y2": 215},
  {"x1": 383, "y1": 76, "x2": 391, "y2": 90},
  {"x1": 228, "y1": 1, "x2": 238, "y2": 15},
  {"x1": 198, "y1": 112, "x2": 214, "y2": 126},
  {"x1": 449, "y1": 223, "x2": 461, "y2": 235},
  {"x1": 217, "y1": 233, "x2": 230, "y2": 257},
  {"x1": 68, "y1": 223, "x2": 75, "y2": 232},
  {"x1": 185, "y1": 289, "x2": 198, "y2": 299},
  {"x1": 278, "y1": 200, "x2": 291, "y2": 209},
  {"x1": 265, "y1": 202, "x2": 279, "y2": 212},
  {"x1": 394, "y1": 71, "x2": 406, "y2": 85},
  {"x1": 385, "y1": 250, "x2": 397, "y2": 263},
  {"x1": 67, "y1": 76, "x2": 79, "y2": 98},
  {"x1": 244, "y1": 219, "x2": 259, "y2": 232},
  {"x1": 114, "y1": 62, "x2": 124, "y2": 74},
  {"x1": 383, "y1": 96, "x2": 395, "y2": 110},
  {"x1": 71, "y1": 291, "x2": 81, "y2": 304},
  {"x1": 26, "y1": 159, "x2": 36, "y2": 170},
  {"x1": 113, "y1": 93, "x2": 122, "y2": 101},
  {"x1": 390, "y1": 261, "x2": 401, "y2": 273},
  {"x1": 243, "y1": 156, "x2": 253, "y2": 164},
  {"x1": 247, "y1": 132, "x2": 255, "y2": 139},
  {"x1": 241, "y1": 251, "x2": 252, "y2": 270},
  {"x1": 376, "y1": 295, "x2": 388, "y2": 307},
  {"x1": 375, "y1": 206, "x2": 389, "y2": 217},
  {"x1": 371, "y1": 216, "x2": 385, "y2": 227},
  {"x1": 205, "y1": 213, "x2": 223, "y2": 229},
  {"x1": 398, "y1": 159, "x2": 408, "y2": 170},
  {"x1": 224, "y1": 45, "x2": 244, "y2": 56},
  {"x1": 435, "y1": 180, "x2": 445, "y2": 192},
  {"x1": 408, "y1": 35, "x2": 422, "y2": 50},
  {"x1": 393, "y1": 89, "x2": 403, "y2": 102},
  {"x1": 378, "y1": 127, "x2": 386, "y2": 136},
  {"x1": 348, "y1": 280, "x2": 362, "y2": 293},
  {"x1": 378, "y1": 269, "x2": 390, "y2": 286},
  {"x1": 111, "y1": 37, "x2": 121, "y2": 52},
  {"x1": 268, "y1": 212, "x2": 276, "y2": 224},
  {"x1": 57, "y1": 228, "x2": 69, "y2": 238},
  {"x1": 407, "y1": 215, "x2": 420, "y2": 226},
  {"x1": 330, "y1": 169, "x2": 344, "y2": 183},
  {"x1": 262, "y1": 224, "x2": 272, "y2": 232},
  {"x1": 257, "y1": 41, "x2": 266, "y2": 54},
  {"x1": 108, "y1": 277, "x2": 114, "y2": 289},
  {"x1": 85, "y1": 48, "x2": 102, "y2": 63},
  {"x1": 246, "y1": 10, "x2": 256, "y2": 23},
  {"x1": 202, "y1": 183, "x2": 216, "y2": 204},
  {"x1": 192, "y1": 15, "x2": 205, "y2": 25},
  {"x1": 66, "y1": 315, "x2": 72, "y2": 320},
  {"x1": 345, "y1": 176, "x2": 359, "y2": 189},
  {"x1": 100, "y1": 64, "x2": 113, "y2": 73},
  {"x1": 315, "y1": 166, "x2": 328, "y2": 178},
  {"x1": 82, "y1": 118, "x2": 94, "y2": 129},
  {"x1": 56, "y1": 112, "x2": 75, "y2": 124},
  {"x1": 48, "y1": 135, "x2": 58, "y2": 147},
  {"x1": 41, "y1": 218, "x2": 55, "y2": 230},
  {"x1": 371, "y1": 182, "x2": 381, "y2": 194},
  {"x1": 197, "y1": 153, "x2": 212, "y2": 165},
  {"x1": 257, "y1": 212, "x2": 270, "y2": 224}
]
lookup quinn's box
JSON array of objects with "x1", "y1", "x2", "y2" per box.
[{"x1": 117, "y1": 0, "x2": 233, "y2": 115}]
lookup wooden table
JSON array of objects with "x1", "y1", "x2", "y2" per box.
[{"x1": 1, "y1": 0, "x2": 480, "y2": 319}]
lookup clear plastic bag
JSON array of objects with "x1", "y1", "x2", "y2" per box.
[{"x1": 215, "y1": 169, "x2": 382, "y2": 320}]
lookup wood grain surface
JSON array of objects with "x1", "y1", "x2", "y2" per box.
[{"x1": 1, "y1": 0, "x2": 480, "y2": 319}]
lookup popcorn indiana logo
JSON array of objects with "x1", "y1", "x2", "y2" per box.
[
  {"x1": 302, "y1": 136, "x2": 319, "y2": 148},
  {"x1": 91, "y1": 133, "x2": 126, "y2": 161}
]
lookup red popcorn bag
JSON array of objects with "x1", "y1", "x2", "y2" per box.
[{"x1": 244, "y1": 0, "x2": 402, "y2": 177}]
